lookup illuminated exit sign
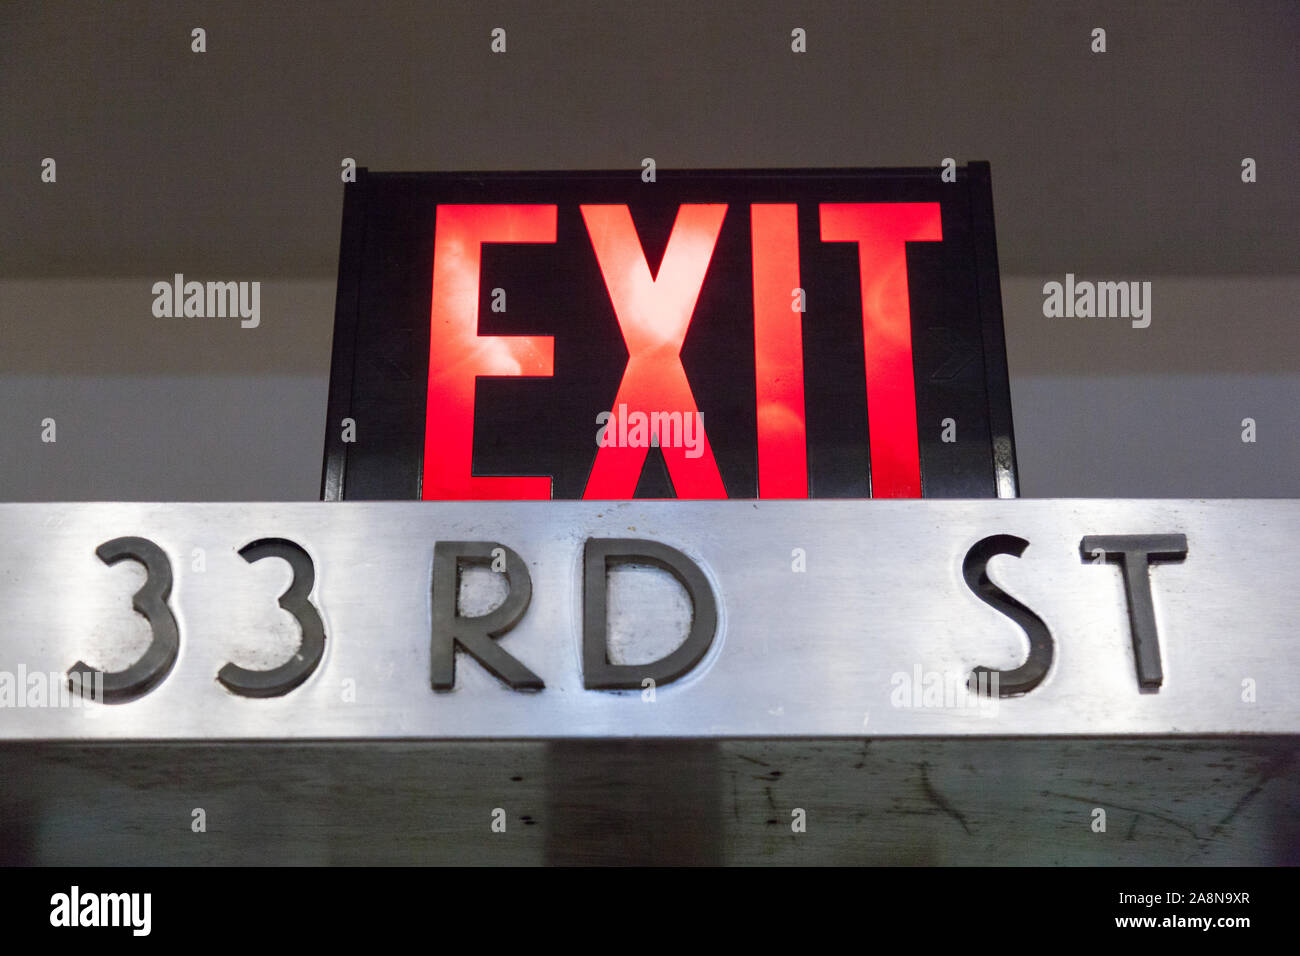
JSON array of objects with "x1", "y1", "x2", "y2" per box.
[{"x1": 322, "y1": 165, "x2": 1017, "y2": 500}]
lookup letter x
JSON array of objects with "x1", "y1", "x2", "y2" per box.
[{"x1": 580, "y1": 204, "x2": 728, "y2": 498}]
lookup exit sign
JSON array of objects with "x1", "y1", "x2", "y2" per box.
[{"x1": 322, "y1": 165, "x2": 1017, "y2": 500}]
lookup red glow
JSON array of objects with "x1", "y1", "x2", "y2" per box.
[
  {"x1": 751, "y1": 204, "x2": 809, "y2": 498},
  {"x1": 820, "y1": 203, "x2": 942, "y2": 498},
  {"x1": 422, "y1": 204, "x2": 556, "y2": 500},
  {"x1": 579, "y1": 204, "x2": 728, "y2": 498}
]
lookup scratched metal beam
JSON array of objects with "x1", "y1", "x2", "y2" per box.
[{"x1": 0, "y1": 739, "x2": 1295, "y2": 865}]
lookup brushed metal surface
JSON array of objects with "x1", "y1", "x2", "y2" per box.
[{"x1": 0, "y1": 500, "x2": 1295, "y2": 740}]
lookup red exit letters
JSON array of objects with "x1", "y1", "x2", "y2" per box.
[{"x1": 423, "y1": 202, "x2": 941, "y2": 501}]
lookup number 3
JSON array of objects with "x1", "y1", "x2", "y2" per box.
[
  {"x1": 218, "y1": 538, "x2": 327, "y2": 698},
  {"x1": 68, "y1": 536, "x2": 179, "y2": 704}
]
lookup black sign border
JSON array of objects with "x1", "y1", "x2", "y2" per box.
[{"x1": 321, "y1": 164, "x2": 1018, "y2": 501}]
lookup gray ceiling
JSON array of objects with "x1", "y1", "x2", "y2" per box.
[{"x1": 3, "y1": 0, "x2": 1297, "y2": 278}]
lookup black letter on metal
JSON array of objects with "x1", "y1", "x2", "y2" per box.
[
  {"x1": 1080, "y1": 534, "x2": 1187, "y2": 690},
  {"x1": 964, "y1": 534, "x2": 1053, "y2": 697},
  {"x1": 583, "y1": 538, "x2": 718, "y2": 690},
  {"x1": 219, "y1": 538, "x2": 327, "y2": 697},
  {"x1": 69, "y1": 536, "x2": 179, "y2": 703},
  {"x1": 430, "y1": 542, "x2": 542, "y2": 691}
]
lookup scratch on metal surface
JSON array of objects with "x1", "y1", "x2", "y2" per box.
[
  {"x1": 1041, "y1": 790, "x2": 1204, "y2": 845},
  {"x1": 919, "y1": 761, "x2": 971, "y2": 835}
]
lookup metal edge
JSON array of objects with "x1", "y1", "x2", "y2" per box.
[
  {"x1": 320, "y1": 167, "x2": 369, "y2": 502},
  {"x1": 966, "y1": 160, "x2": 1020, "y2": 498}
]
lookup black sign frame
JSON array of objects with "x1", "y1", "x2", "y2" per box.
[{"x1": 321, "y1": 164, "x2": 1018, "y2": 501}]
